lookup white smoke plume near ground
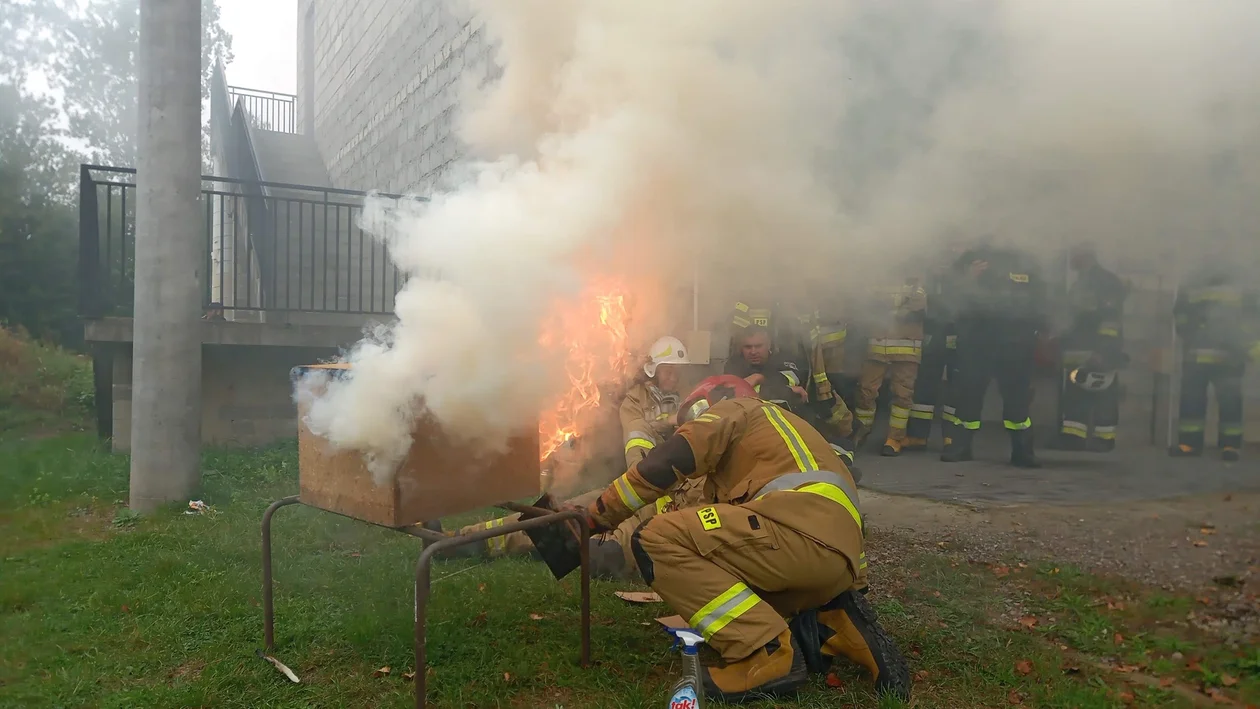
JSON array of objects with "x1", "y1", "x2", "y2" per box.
[{"x1": 299, "y1": 0, "x2": 855, "y2": 483}]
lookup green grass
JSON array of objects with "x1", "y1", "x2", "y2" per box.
[
  {"x1": 1, "y1": 432, "x2": 1255, "y2": 708},
  {"x1": 0, "y1": 326, "x2": 94, "y2": 435}
]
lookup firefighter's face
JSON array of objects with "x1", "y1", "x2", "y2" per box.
[
  {"x1": 740, "y1": 331, "x2": 771, "y2": 365},
  {"x1": 654, "y1": 363, "x2": 681, "y2": 393}
]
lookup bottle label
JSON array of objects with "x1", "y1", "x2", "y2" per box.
[{"x1": 669, "y1": 685, "x2": 698, "y2": 709}]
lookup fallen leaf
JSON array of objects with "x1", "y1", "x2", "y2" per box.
[
  {"x1": 1200, "y1": 527, "x2": 1217, "y2": 535},
  {"x1": 478, "y1": 583, "x2": 486, "y2": 592},
  {"x1": 1008, "y1": 689, "x2": 1023, "y2": 705},
  {"x1": 1221, "y1": 674, "x2": 1239, "y2": 687},
  {"x1": 1197, "y1": 596, "x2": 1213, "y2": 605},
  {"x1": 825, "y1": 672, "x2": 844, "y2": 688},
  {"x1": 933, "y1": 590, "x2": 941, "y2": 598},
  {"x1": 1114, "y1": 633, "x2": 1125, "y2": 645},
  {"x1": 1188, "y1": 660, "x2": 1203, "y2": 672},
  {"x1": 1159, "y1": 677, "x2": 1175, "y2": 688},
  {"x1": 993, "y1": 565, "x2": 1011, "y2": 578},
  {"x1": 1193, "y1": 540, "x2": 1209, "y2": 548},
  {"x1": 1106, "y1": 601, "x2": 1127, "y2": 611},
  {"x1": 1018, "y1": 562, "x2": 1028, "y2": 568},
  {"x1": 1115, "y1": 664, "x2": 1142, "y2": 674},
  {"x1": 468, "y1": 612, "x2": 488, "y2": 628},
  {"x1": 1015, "y1": 660, "x2": 1034, "y2": 676},
  {"x1": 372, "y1": 666, "x2": 391, "y2": 678},
  {"x1": 1119, "y1": 691, "x2": 1136, "y2": 704},
  {"x1": 915, "y1": 670, "x2": 930, "y2": 681},
  {"x1": 402, "y1": 671, "x2": 415, "y2": 682},
  {"x1": 614, "y1": 591, "x2": 663, "y2": 604},
  {"x1": 529, "y1": 613, "x2": 545, "y2": 620},
  {"x1": 937, "y1": 541, "x2": 950, "y2": 549},
  {"x1": 503, "y1": 672, "x2": 511, "y2": 682},
  {"x1": 120, "y1": 604, "x2": 130, "y2": 613},
  {"x1": 1019, "y1": 616, "x2": 1039, "y2": 630},
  {"x1": 1062, "y1": 664, "x2": 1081, "y2": 675}
]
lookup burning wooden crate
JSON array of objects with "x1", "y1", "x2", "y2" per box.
[{"x1": 292, "y1": 363, "x2": 541, "y2": 527}]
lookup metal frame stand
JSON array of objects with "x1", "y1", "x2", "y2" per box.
[{"x1": 261, "y1": 496, "x2": 592, "y2": 709}]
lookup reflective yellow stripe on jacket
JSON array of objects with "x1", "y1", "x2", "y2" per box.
[{"x1": 758, "y1": 406, "x2": 863, "y2": 531}]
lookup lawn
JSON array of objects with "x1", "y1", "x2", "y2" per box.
[{"x1": 3, "y1": 431, "x2": 1257, "y2": 709}]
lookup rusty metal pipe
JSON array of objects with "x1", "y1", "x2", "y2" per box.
[
  {"x1": 495, "y1": 500, "x2": 556, "y2": 519},
  {"x1": 398, "y1": 524, "x2": 448, "y2": 543},
  {"x1": 261, "y1": 495, "x2": 300, "y2": 652},
  {"x1": 414, "y1": 509, "x2": 590, "y2": 709}
]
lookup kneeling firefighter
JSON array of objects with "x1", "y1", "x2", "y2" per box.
[{"x1": 574, "y1": 375, "x2": 911, "y2": 703}]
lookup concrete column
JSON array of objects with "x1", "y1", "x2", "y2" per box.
[{"x1": 130, "y1": 0, "x2": 204, "y2": 512}]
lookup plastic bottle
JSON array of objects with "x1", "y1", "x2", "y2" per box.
[{"x1": 664, "y1": 627, "x2": 705, "y2": 709}]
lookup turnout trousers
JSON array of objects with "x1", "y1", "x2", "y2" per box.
[
  {"x1": 946, "y1": 317, "x2": 1037, "y2": 439},
  {"x1": 633, "y1": 493, "x2": 862, "y2": 662},
  {"x1": 855, "y1": 361, "x2": 918, "y2": 442},
  {"x1": 1177, "y1": 353, "x2": 1246, "y2": 450},
  {"x1": 906, "y1": 325, "x2": 957, "y2": 443},
  {"x1": 1058, "y1": 340, "x2": 1120, "y2": 444}
]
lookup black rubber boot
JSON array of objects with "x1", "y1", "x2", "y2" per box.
[
  {"x1": 1009, "y1": 429, "x2": 1042, "y2": 468},
  {"x1": 940, "y1": 430, "x2": 973, "y2": 462}
]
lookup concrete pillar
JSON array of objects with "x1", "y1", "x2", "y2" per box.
[{"x1": 130, "y1": 0, "x2": 204, "y2": 512}]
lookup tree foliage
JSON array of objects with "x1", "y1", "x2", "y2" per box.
[{"x1": 0, "y1": 0, "x2": 232, "y2": 346}]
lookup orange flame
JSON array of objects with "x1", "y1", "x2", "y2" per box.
[{"x1": 537, "y1": 281, "x2": 636, "y2": 463}]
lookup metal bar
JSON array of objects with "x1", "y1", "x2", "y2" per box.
[
  {"x1": 414, "y1": 510, "x2": 591, "y2": 709},
  {"x1": 105, "y1": 185, "x2": 113, "y2": 302},
  {"x1": 246, "y1": 198, "x2": 253, "y2": 308},
  {"x1": 285, "y1": 201, "x2": 293, "y2": 309},
  {"x1": 219, "y1": 196, "x2": 226, "y2": 306},
  {"x1": 261, "y1": 495, "x2": 300, "y2": 652},
  {"x1": 120, "y1": 184, "x2": 129, "y2": 296},
  {"x1": 271, "y1": 199, "x2": 279, "y2": 310},
  {"x1": 82, "y1": 164, "x2": 416, "y2": 201},
  {"x1": 322, "y1": 194, "x2": 329, "y2": 311},
  {"x1": 298, "y1": 202, "x2": 305, "y2": 310},
  {"x1": 204, "y1": 194, "x2": 213, "y2": 307},
  {"x1": 334, "y1": 203, "x2": 341, "y2": 311},
  {"x1": 78, "y1": 166, "x2": 102, "y2": 318},
  {"x1": 356, "y1": 209, "x2": 364, "y2": 311},
  {"x1": 370, "y1": 220, "x2": 377, "y2": 312}
]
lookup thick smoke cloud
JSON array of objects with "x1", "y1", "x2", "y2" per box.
[{"x1": 299, "y1": 0, "x2": 1260, "y2": 482}]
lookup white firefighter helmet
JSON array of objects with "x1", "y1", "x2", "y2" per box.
[
  {"x1": 1069, "y1": 367, "x2": 1117, "y2": 392},
  {"x1": 644, "y1": 336, "x2": 690, "y2": 377}
]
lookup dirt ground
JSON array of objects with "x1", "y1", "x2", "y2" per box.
[{"x1": 863, "y1": 490, "x2": 1260, "y2": 648}]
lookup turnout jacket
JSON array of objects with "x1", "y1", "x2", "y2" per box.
[{"x1": 587, "y1": 398, "x2": 865, "y2": 572}]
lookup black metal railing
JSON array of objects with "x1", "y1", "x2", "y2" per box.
[
  {"x1": 227, "y1": 86, "x2": 297, "y2": 133},
  {"x1": 79, "y1": 165, "x2": 413, "y2": 318}
]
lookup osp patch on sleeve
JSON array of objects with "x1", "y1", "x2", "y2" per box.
[{"x1": 697, "y1": 506, "x2": 722, "y2": 531}]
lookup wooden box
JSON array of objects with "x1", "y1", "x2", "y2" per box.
[{"x1": 293, "y1": 363, "x2": 541, "y2": 527}]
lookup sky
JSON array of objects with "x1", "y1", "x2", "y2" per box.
[{"x1": 217, "y1": 0, "x2": 297, "y2": 94}]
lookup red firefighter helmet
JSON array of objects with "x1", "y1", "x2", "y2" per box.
[{"x1": 678, "y1": 375, "x2": 758, "y2": 424}]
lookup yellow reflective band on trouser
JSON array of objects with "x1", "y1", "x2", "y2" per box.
[
  {"x1": 1193, "y1": 349, "x2": 1228, "y2": 364},
  {"x1": 655, "y1": 494, "x2": 673, "y2": 514},
  {"x1": 945, "y1": 335, "x2": 957, "y2": 350},
  {"x1": 883, "y1": 339, "x2": 922, "y2": 357},
  {"x1": 624, "y1": 434, "x2": 655, "y2": 453},
  {"x1": 761, "y1": 405, "x2": 821, "y2": 472},
  {"x1": 813, "y1": 372, "x2": 830, "y2": 384},
  {"x1": 689, "y1": 582, "x2": 762, "y2": 642},
  {"x1": 1222, "y1": 424, "x2": 1244, "y2": 437},
  {"x1": 1004, "y1": 418, "x2": 1032, "y2": 431},
  {"x1": 909, "y1": 404, "x2": 935, "y2": 420},
  {"x1": 1061, "y1": 420, "x2": 1088, "y2": 438},
  {"x1": 889, "y1": 405, "x2": 910, "y2": 430},
  {"x1": 613, "y1": 473, "x2": 648, "y2": 512},
  {"x1": 958, "y1": 419, "x2": 981, "y2": 430},
  {"x1": 855, "y1": 408, "x2": 876, "y2": 425},
  {"x1": 1093, "y1": 425, "x2": 1116, "y2": 440},
  {"x1": 1179, "y1": 421, "x2": 1204, "y2": 433},
  {"x1": 820, "y1": 330, "x2": 847, "y2": 345},
  {"x1": 484, "y1": 518, "x2": 508, "y2": 556},
  {"x1": 941, "y1": 406, "x2": 960, "y2": 426},
  {"x1": 1098, "y1": 327, "x2": 1120, "y2": 337},
  {"x1": 860, "y1": 552, "x2": 868, "y2": 570},
  {"x1": 780, "y1": 370, "x2": 801, "y2": 387},
  {"x1": 755, "y1": 471, "x2": 863, "y2": 532}
]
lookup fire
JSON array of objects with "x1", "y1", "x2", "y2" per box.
[{"x1": 537, "y1": 281, "x2": 636, "y2": 464}]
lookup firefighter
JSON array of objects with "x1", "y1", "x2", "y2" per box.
[
  {"x1": 940, "y1": 238, "x2": 1047, "y2": 467},
  {"x1": 575, "y1": 375, "x2": 911, "y2": 702},
  {"x1": 445, "y1": 336, "x2": 701, "y2": 575},
  {"x1": 1170, "y1": 265, "x2": 1260, "y2": 461},
  {"x1": 1056, "y1": 245, "x2": 1129, "y2": 452},
  {"x1": 853, "y1": 278, "x2": 927, "y2": 456},
  {"x1": 726, "y1": 302, "x2": 859, "y2": 466},
  {"x1": 905, "y1": 249, "x2": 960, "y2": 451}
]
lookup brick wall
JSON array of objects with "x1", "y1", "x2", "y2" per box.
[{"x1": 300, "y1": 0, "x2": 493, "y2": 194}]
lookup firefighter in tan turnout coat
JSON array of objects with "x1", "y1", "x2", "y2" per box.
[
  {"x1": 854, "y1": 279, "x2": 927, "y2": 456},
  {"x1": 578, "y1": 375, "x2": 911, "y2": 703}
]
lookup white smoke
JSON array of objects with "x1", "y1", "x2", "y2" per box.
[{"x1": 300, "y1": 0, "x2": 856, "y2": 482}]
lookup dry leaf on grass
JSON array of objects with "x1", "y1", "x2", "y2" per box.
[
  {"x1": 1200, "y1": 527, "x2": 1217, "y2": 535},
  {"x1": 477, "y1": 583, "x2": 486, "y2": 592},
  {"x1": 915, "y1": 670, "x2": 930, "y2": 681},
  {"x1": 372, "y1": 666, "x2": 391, "y2": 678},
  {"x1": 1221, "y1": 674, "x2": 1239, "y2": 687},
  {"x1": 529, "y1": 613, "x2": 545, "y2": 620},
  {"x1": 1193, "y1": 540, "x2": 1209, "y2": 548},
  {"x1": 825, "y1": 672, "x2": 844, "y2": 688},
  {"x1": 468, "y1": 612, "x2": 488, "y2": 628},
  {"x1": 1159, "y1": 677, "x2": 1175, "y2": 688},
  {"x1": 1114, "y1": 633, "x2": 1125, "y2": 645},
  {"x1": 1114, "y1": 664, "x2": 1142, "y2": 674},
  {"x1": 1018, "y1": 616, "x2": 1039, "y2": 630},
  {"x1": 614, "y1": 591, "x2": 663, "y2": 604},
  {"x1": 402, "y1": 671, "x2": 415, "y2": 682},
  {"x1": 1015, "y1": 660, "x2": 1034, "y2": 676},
  {"x1": 503, "y1": 672, "x2": 512, "y2": 682},
  {"x1": 992, "y1": 565, "x2": 1011, "y2": 578},
  {"x1": 1008, "y1": 689, "x2": 1024, "y2": 705},
  {"x1": 1119, "y1": 691, "x2": 1136, "y2": 704}
]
